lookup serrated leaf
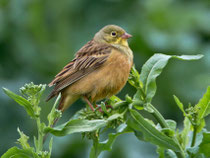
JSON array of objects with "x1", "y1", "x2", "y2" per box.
[
  {"x1": 127, "y1": 109, "x2": 181, "y2": 151},
  {"x1": 17, "y1": 128, "x2": 31, "y2": 150},
  {"x1": 199, "y1": 132, "x2": 210, "y2": 156},
  {"x1": 140, "y1": 54, "x2": 171, "y2": 102},
  {"x1": 1, "y1": 146, "x2": 39, "y2": 158},
  {"x1": 89, "y1": 124, "x2": 132, "y2": 158},
  {"x1": 140, "y1": 54, "x2": 203, "y2": 103},
  {"x1": 173, "y1": 95, "x2": 187, "y2": 116},
  {"x1": 128, "y1": 66, "x2": 141, "y2": 88},
  {"x1": 197, "y1": 119, "x2": 206, "y2": 133},
  {"x1": 98, "y1": 124, "x2": 131, "y2": 151},
  {"x1": 45, "y1": 119, "x2": 106, "y2": 136},
  {"x1": 180, "y1": 117, "x2": 191, "y2": 149},
  {"x1": 45, "y1": 113, "x2": 123, "y2": 136},
  {"x1": 195, "y1": 86, "x2": 210, "y2": 120},
  {"x1": 2, "y1": 88, "x2": 35, "y2": 118}
]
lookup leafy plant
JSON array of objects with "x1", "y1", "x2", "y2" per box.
[{"x1": 2, "y1": 53, "x2": 209, "y2": 158}]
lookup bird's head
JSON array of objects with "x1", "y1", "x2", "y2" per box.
[{"x1": 94, "y1": 25, "x2": 132, "y2": 47}]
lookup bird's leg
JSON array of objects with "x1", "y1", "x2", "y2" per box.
[
  {"x1": 83, "y1": 96, "x2": 95, "y2": 111},
  {"x1": 94, "y1": 104, "x2": 103, "y2": 113}
]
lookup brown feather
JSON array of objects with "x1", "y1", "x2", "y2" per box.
[
  {"x1": 57, "y1": 48, "x2": 133, "y2": 111},
  {"x1": 47, "y1": 40, "x2": 112, "y2": 100}
]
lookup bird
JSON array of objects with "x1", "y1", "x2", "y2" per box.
[{"x1": 46, "y1": 25, "x2": 133, "y2": 112}]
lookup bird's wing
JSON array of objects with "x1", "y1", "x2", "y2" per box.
[{"x1": 47, "y1": 40, "x2": 112, "y2": 100}]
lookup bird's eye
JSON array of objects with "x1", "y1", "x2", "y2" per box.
[{"x1": 111, "y1": 31, "x2": 117, "y2": 37}]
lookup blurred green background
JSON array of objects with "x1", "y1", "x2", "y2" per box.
[{"x1": 0, "y1": 0, "x2": 210, "y2": 157}]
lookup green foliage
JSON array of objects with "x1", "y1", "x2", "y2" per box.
[
  {"x1": 127, "y1": 109, "x2": 180, "y2": 151},
  {"x1": 2, "y1": 83, "x2": 54, "y2": 158},
  {"x1": 195, "y1": 87, "x2": 210, "y2": 122},
  {"x1": 199, "y1": 132, "x2": 210, "y2": 157},
  {"x1": 89, "y1": 124, "x2": 132, "y2": 158},
  {"x1": 2, "y1": 54, "x2": 209, "y2": 158},
  {"x1": 140, "y1": 54, "x2": 203, "y2": 103},
  {"x1": 17, "y1": 128, "x2": 31, "y2": 150},
  {"x1": 1, "y1": 0, "x2": 210, "y2": 157},
  {"x1": 2, "y1": 88, "x2": 35, "y2": 118},
  {"x1": 1, "y1": 147, "x2": 39, "y2": 158}
]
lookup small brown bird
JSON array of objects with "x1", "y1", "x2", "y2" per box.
[{"x1": 46, "y1": 25, "x2": 133, "y2": 112}]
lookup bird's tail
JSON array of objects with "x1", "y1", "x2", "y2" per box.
[
  {"x1": 58, "y1": 94, "x2": 79, "y2": 112},
  {"x1": 46, "y1": 91, "x2": 56, "y2": 102}
]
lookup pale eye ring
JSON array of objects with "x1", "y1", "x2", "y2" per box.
[{"x1": 111, "y1": 31, "x2": 117, "y2": 37}]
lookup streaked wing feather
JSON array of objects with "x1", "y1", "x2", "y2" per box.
[{"x1": 48, "y1": 40, "x2": 111, "y2": 97}]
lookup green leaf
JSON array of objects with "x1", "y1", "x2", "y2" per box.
[
  {"x1": 33, "y1": 136, "x2": 38, "y2": 153},
  {"x1": 199, "y1": 132, "x2": 210, "y2": 156},
  {"x1": 1, "y1": 146, "x2": 39, "y2": 158},
  {"x1": 180, "y1": 117, "x2": 191, "y2": 149},
  {"x1": 47, "y1": 93, "x2": 62, "y2": 127},
  {"x1": 157, "y1": 148, "x2": 177, "y2": 158},
  {"x1": 173, "y1": 95, "x2": 187, "y2": 116},
  {"x1": 187, "y1": 130, "x2": 204, "y2": 156},
  {"x1": 165, "y1": 149, "x2": 177, "y2": 158},
  {"x1": 166, "y1": 120, "x2": 177, "y2": 131},
  {"x1": 90, "y1": 124, "x2": 132, "y2": 158},
  {"x1": 140, "y1": 54, "x2": 203, "y2": 102},
  {"x1": 128, "y1": 66, "x2": 141, "y2": 89},
  {"x1": 172, "y1": 55, "x2": 204, "y2": 60},
  {"x1": 45, "y1": 113, "x2": 123, "y2": 136},
  {"x1": 195, "y1": 86, "x2": 210, "y2": 120},
  {"x1": 156, "y1": 120, "x2": 176, "y2": 137},
  {"x1": 101, "y1": 125, "x2": 130, "y2": 149},
  {"x1": 144, "y1": 103, "x2": 154, "y2": 113},
  {"x1": 197, "y1": 119, "x2": 206, "y2": 133},
  {"x1": 2, "y1": 88, "x2": 35, "y2": 118},
  {"x1": 127, "y1": 109, "x2": 181, "y2": 151},
  {"x1": 140, "y1": 54, "x2": 171, "y2": 102},
  {"x1": 157, "y1": 147, "x2": 165, "y2": 158},
  {"x1": 100, "y1": 102, "x2": 109, "y2": 116},
  {"x1": 133, "y1": 89, "x2": 145, "y2": 101},
  {"x1": 47, "y1": 137, "x2": 53, "y2": 158},
  {"x1": 17, "y1": 128, "x2": 31, "y2": 150},
  {"x1": 109, "y1": 95, "x2": 122, "y2": 102},
  {"x1": 97, "y1": 124, "x2": 132, "y2": 151}
]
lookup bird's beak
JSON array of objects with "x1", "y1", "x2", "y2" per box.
[{"x1": 121, "y1": 32, "x2": 132, "y2": 39}]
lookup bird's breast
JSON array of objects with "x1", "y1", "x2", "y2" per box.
[
  {"x1": 90, "y1": 49, "x2": 133, "y2": 101},
  {"x1": 64, "y1": 48, "x2": 133, "y2": 102}
]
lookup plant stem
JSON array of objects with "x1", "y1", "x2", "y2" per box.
[
  {"x1": 149, "y1": 104, "x2": 185, "y2": 158},
  {"x1": 89, "y1": 136, "x2": 100, "y2": 158},
  {"x1": 112, "y1": 101, "x2": 128, "y2": 109},
  {"x1": 190, "y1": 125, "x2": 198, "y2": 158},
  {"x1": 191, "y1": 125, "x2": 197, "y2": 147},
  {"x1": 36, "y1": 118, "x2": 43, "y2": 152},
  {"x1": 150, "y1": 104, "x2": 168, "y2": 128}
]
